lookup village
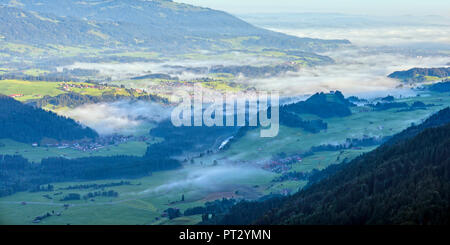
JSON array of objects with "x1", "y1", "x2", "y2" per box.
[
  {"x1": 58, "y1": 82, "x2": 146, "y2": 94},
  {"x1": 32, "y1": 134, "x2": 151, "y2": 153},
  {"x1": 59, "y1": 82, "x2": 107, "y2": 91},
  {"x1": 261, "y1": 153, "x2": 304, "y2": 173}
]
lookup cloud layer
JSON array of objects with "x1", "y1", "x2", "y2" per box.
[
  {"x1": 140, "y1": 165, "x2": 272, "y2": 195},
  {"x1": 270, "y1": 26, "x2": 450, "y2": 47},
  {"x1": 237, "y1": 25, "x2": 450, "y2": 97},
  {"x1": 63, "y1": 100, "x2": 172, "y2": 135},
  {"x1": 240, "y1": 49, "x2": 449, "y2": 97},
  {"x1": 60, "y1": 52, "x2": 282, "y2": 81}
]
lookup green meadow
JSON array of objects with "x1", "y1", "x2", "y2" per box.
[
  {"x1": 219, "y1": 92, "x2": 450, "y2": 161},
  {"x1": 0, "y1": 139, "x2": 149, "y2": 163},
  {"x1": 0, "y1": 79, "x2": 153, "y2": 103},
  {"x1": 0, "y1": 90, "x2": 449, "y2": 225},
  {"x1": 0, "y1": 165, "x2": 273, "y2": 225},
  {"x1": 0, "y1": 79, "x2": 65, "y2": 101},
  {"x1": 0, "y1": 142, "x2": 379, "y2": 225}
]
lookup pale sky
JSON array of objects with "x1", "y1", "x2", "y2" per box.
[{"x1": 176, "y1": 0, "x2": 450, "y2": 16}]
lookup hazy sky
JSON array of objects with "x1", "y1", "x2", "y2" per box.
[{"x1": 176, "y1": 0, "x2": 450, "y2": 16}]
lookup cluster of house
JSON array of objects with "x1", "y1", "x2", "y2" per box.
[
  {"x1": 8, "y1": 94, "x2": 23, "y2": 98},
  {"x1": 71, "y1": 142, "x2": 106, "y2": 152},
  {"x1": 32, "y1": 135, "x2": 150, "y2": 152},
  {"x1": 59, "y1": 82, "x2": 106, "y2": 91},
  {"x1": 146, "y1": 81, "x2": 187, "y2": 95},
  {"x1": 262, "y1": 155, "x2": 303, "y2": 173},
  {"x1": 32, "y1": 141, "x2": 103, "y2": 152},
  {"x1": 59, "y1": 82, "x2": 147, "y2": 95}
]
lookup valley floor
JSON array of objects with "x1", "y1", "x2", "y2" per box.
[{"x1": 1, "y1": 91, "x2": 449, "y2": 225}]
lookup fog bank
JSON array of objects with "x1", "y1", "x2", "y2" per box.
[{"x1": 63, "y1": 100, "x2": 172, "y2": 135}]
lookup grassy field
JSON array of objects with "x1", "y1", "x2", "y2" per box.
[
  {"x1": 0, "y1": 139, "x2": 149, "y2": 163},
  {"x1": 200, "y1": 80, "x2": 244, "y2": 92},
  {"x1": 0, "y1": 79, "x2": 149, "y2": 102},
  {"x1": 22, "y1": 69, "x2": 51, "y2": 76},
  {"x1": 219, "y1": 91, "x2": 450, "y2": 161},
  {"x1": 0, "y1": 164, "x2": 274, "y2": 225},
  {"x1": 0, "y1": 79, "x2": 65, "y2": 101},
  {"x1": 1, "y1": 91, "x2": 449, "y2": 225},
  {"x1": 0, "y1": 42, "x2": 46, "y2": 56},
  {"x1": 0, "y1": 142, "x2": 376, "y2": 225}
]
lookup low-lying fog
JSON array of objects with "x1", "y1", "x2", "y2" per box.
[
  {"x1": 138, "y1": 165, "x2": 272, "y2": 197},
  {"x1": 273, "y1": 26, "x2": 450, "y2": 48},
  {"x1": 63, "y1": 100, "x2": 172, "y2": 135},
  {"x1": 59, "y1": 53, "x2": 283, "y2": 81},
  {"x1": 62, "y1": 25, "x2": 449, "y2": 99},
  {"x1": 250, "y1": 17, "x2": 450, "y2": 97},
  {"x1": 62, "y1": 21, "x2": 450, "y2": 135},
  {"x1": 57, "y1": 17, "x2": 450, "y2": 199},
  {"x1": 241, "y1": 49, "x2": 449, "y2": 97}
]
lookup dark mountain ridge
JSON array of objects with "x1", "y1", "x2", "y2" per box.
[{"x1": 0, "y1": 94, "x2": 98, "y2": 143}]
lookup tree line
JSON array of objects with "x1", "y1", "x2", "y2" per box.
[
  {"x1": 0, "y1": 153, "x2": 181, "y2": 197},
  {"x1": 0, "y1": 94, "x2": 98, "y2": 143}
]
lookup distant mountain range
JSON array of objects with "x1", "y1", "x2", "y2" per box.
[
  {"x1": 0, "y1": 0, "x2": 349, "y2": 52},
  {"x1": 239, "y1": 13, "x2": 450, "y2": 29}
]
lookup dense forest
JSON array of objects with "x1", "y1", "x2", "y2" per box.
[
  {"x1": 202, "y1": 107, "x2": 450, "y2": 225},
  {"x1": 261, "y1": 91, "x2": 352, "y2": 133},
  {"x1": 270, "y1": 90, "x2": 353, "y2": 133},
  {"x1": 0, "y1": 94, "x2": 98, "y2": 143},
  {"x1": 282, "y1": 91, "x2": 355, "y2": 118},
  {"x1": 0, "y1": 154, "x2": 181, "y2": 197},
  {"x1": 278, "y1": 108, "x2": 328, "y2": 133},
  {"x1": 427, "y1": 81, "x2": 450, "y2": 93},
  {"x1": 370, "y1": 101, "x2": 409, "y2": 111},
  {"x1": 149, "y1": 120, "x2": 240, "y2": 156}
]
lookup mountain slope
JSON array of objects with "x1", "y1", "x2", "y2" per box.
[
  {"x1": 204, "y1": 107, "x2": 450, "y2": 225},
  {"x1": 0, "y1": 0, "x2": 349, "y2": 52},
  {"x1": 0, "y1": 6, "x2": 115, "y2": 47},
  {"x1": 0, "y1": 94, "x2": 98, "y2": 143},
  {"x1": 263, "y1": 124, "x2": 450, "y2": 225},
  {"x1": 388, "y1": 67, "x2": 450, "y2": 83},
  {"x1": 282, "y1": 91, "x2": 355, "y2": 118},
  {"x1": 385, "y1": 107, "x2": 450, "y2": 145}
]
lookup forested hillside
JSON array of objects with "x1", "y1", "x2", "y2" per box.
[
  {"x1": 203, "y1": 107, "x2": 450, "y2": 225},
  {"x1": 0, "y1": 0, "x2": 349, "y2": 52},
  {"x1": 0, "y1": 94, "x2": 98, "y2": 143},
  {"x1": 282, "y1": 91, "x2": 355, "y2": 118},
  {"x1": 0, "y1": 6, "x2": 116, "y2": 47},
  {"x1": 427, "y1": 81, "x2": 450, "y2": 93},
  {"x1": 389, "y1": 67, "x2": 450, "y2": 83}
]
